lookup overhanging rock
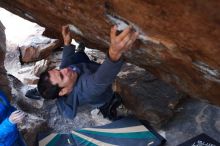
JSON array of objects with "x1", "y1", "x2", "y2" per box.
[{"x1": 0, "y1": 1, "x2": 220, "y2": 105}]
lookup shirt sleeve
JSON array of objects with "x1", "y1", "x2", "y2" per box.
[
  {"x1": 0, "y1": 118, "x2": 17, "y2": 143},
  {"x1": 85, "y1": 54, "x2": 123, "y2": 96},
  {"x1": 93, "y1": 54, "x2": 123, "y2": 84},
  {"x1": 60, "y1": 44, "x2": 76, "y2": 69}
]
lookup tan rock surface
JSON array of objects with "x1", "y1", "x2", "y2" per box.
[{"x1": 0, "y1": 1, "x2": 220, "y2": 104}]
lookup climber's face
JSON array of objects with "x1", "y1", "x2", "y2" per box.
[{"x1": 48, "y1": 68, "x2": 78, "y2": 96}]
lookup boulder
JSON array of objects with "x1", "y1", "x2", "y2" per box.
[
  {"x1": 0, "y1": 21, "x2": 11, "y2": 100},
  {"x1": 164, "y1": 98, "x2": 220, "y2": 145},
  {"x1": 0, "y1": 1, "x2": 219, "y2": 105},
  {"x1": 8, "y1": 74, "x2": 44, "y2": 109},
  {"x1": 0, "y1": 21, "x2": 6, "y2": 52},
  {"x1": 19, "y1": 114, "x2": 48, "y2": 146},
  {"x1": 19, "y1": 35, "x2": 59, "y2": 63},
  {"x1": 116, "y1": 63, "x2": 187, "y2": 127}
]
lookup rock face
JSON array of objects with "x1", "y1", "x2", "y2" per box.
[
  {"x1": 164, "y1": 98, "x2": 220, "y2": 145},
  {"x1": 0, "y1": 1, "x2": 220, "y2": 105},
  {"x1": 0, "y1": 21, "x2": 11, "y2": 100},
  {"x1": 116, "y1": 63, "x2": 186, "y2": 127}
]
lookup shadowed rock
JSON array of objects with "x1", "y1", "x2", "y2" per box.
[
  {"x1": 164, "y1": 98, "x2": 220, "y2": 145},
  {"x1": 116, "y1": 63, "x2": 187, "y2": 127}
]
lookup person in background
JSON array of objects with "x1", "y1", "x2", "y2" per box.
[{"x1": 0, "y1": 90, "x2": 26, "y2": 146}]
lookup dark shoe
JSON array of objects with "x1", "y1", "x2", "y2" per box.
[
  {"x1": 99, "y1": 92, "x2": 122, "y2": 120},
  {"x1": 25, "y1": 88, "x2": 42, "y2": 100},
  {"x1": 77, "y1": 42, "x2": 85, "y2": 53}
]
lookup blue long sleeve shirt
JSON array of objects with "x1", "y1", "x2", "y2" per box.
[
  {"x1": 56, "y1": 45, "x2": 123, "y2": 119},
  {"x1": 0, "y1": 91, "x2": 18, "y2": 146}
]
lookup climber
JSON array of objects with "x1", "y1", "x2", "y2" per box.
[
  {"x1": 0, "y1": 90, "x2": 27, "y2": 146},
  {"x1": 36, "y1": 24, "x2": 138, "y2": 120}
]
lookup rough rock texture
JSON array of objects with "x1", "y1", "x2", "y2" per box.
[
  {"x1": 0, "y1": 0, "x2": 220, "y2": 105},
  {"x1": 164, "y1": 98, "x2": 220, "y2": 146},
  {"x1": 0, "y1": 21, "x2": 11, "y2": 100},
  {"x1": 19, "y1": 35, "x2": 60, "y2": 63},
  {"x1": 116, "y1": 63, "x2": 186, "y2": 127}
]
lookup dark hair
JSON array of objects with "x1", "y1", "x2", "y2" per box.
[{"x1": 37, "y1": 71, "x2": 61, "y2": 100}]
